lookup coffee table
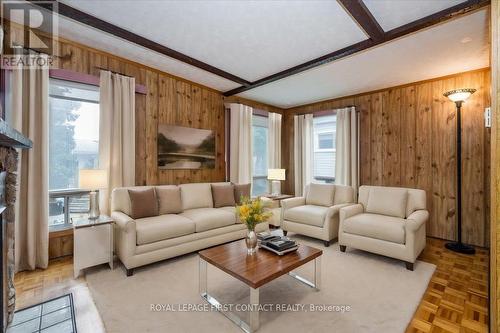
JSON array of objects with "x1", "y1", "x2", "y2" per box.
[{"x1": 198, "y1": 240, "x2": 322, "y2": 332}]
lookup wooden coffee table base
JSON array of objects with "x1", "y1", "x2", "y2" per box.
[{"x1": 199, "y1": 255, "x2": 321, "y2": 333}]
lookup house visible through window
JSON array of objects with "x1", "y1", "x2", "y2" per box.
[
  {"x1": 48, "y1": 79, "x2": 100, "y2": 229},
  {"x1": 252, "y1": 114, "x2": 268, "y2": 196},
  {"x1": 313, "y1": 114, "x2": 336, "y2": 183}
]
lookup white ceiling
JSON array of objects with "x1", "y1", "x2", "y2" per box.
[
  {"x1": 363, "y1": 0, "x2": 467, "y2": 31},
  {"x1": 63, "y1": 0, "x2": 368, "y2": 82},
  {"x1": 24, "y1": 0, "x2": 490, "y2": 108},
  {"x1": 238, "y1": 8, "x2": 490, "y2": 108}
]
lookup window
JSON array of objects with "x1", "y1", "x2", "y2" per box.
[
  {"x1": 313, "y1": 115, "x2": 336, "y2": 183},
  {"x1": 252, "y1": 114, "x2": 268, "y2": 196},
  {"x1": 48, "y1": 79, "x2": 100, "y2": 229}
]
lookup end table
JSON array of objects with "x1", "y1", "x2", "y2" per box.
[
  {"x1": 73, "y1": 215, "x2": 114, "y2": 278},
  {"x1": 260, "y1": 194, "x2": 294, "y2": 228}
]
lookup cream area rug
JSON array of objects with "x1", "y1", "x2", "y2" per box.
[{"x1": 86, "y1": 235, "x2": 435, "y2": 333}]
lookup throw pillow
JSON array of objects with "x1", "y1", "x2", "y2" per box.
[
  {"x1": 128, "y1": 188, "x2": 159, "y2": 219},
  {"x1": 211, "y1": 184, "x2": 236, "y2": 208},
  {"x1": 156, "y1": 185, "x2": 183, "y2": 214},
  {"x1": 234, "y1": 183, "x2": 251, "y2": 204}
]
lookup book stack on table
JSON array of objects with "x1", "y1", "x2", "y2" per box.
[{"x1": 257, "y1": 232, "x2": 299, "y2": 255}]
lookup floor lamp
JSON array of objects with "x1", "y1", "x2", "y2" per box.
[{"x1": 443, "y1": 88, "x2": 476, "y2": 255}]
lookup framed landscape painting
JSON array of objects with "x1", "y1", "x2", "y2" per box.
[{"x1": 157, "y1": 124, "x2": 216, "y2": 170}]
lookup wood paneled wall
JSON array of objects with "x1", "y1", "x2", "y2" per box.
[{"x1": 283, "y1": 69, "x2": 491, "y2": 247}]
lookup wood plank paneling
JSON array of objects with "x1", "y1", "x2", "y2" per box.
[
  {"x1": 415, "y1": 82, "x2": 434, "y2": 236},
  {"x1": 383, "y1": 88, "x2": 401, "y2": 186},
  {"x1": 283, "y1": 69, "x2": 491, "y2": 247},
  {"x1": 400, "y1": 86, "x2": 416, "y2": 188}
]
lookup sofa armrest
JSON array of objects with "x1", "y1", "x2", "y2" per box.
[
  {"x1": 111, "y1": 211, "x2": 137, "y2": 268},
  {"x1": 281, "y1": 197, "x2": 306, "y2": 211},
  {"x1": 111, "y1": 211, "x2": 136, "y2": 232},
  {"x1": 405, "y1": 210, "x2": 429, "y2": 232},
  {"x1": 339, "y1": 204, "x2": 364, "y2": 221}
]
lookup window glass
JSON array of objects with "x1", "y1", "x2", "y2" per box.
[
  {"x1": 252, "y1": 114, "x2": 268, "y2": 196},
  {"x1": 313, "y1": 115, "x2": 336, "y2": 183},
  {"x1": 49, "y1": 79, "x2": 100, "y2": 190},
  {"x1": 48, "y1": 79, "x2": 99, "y2": 228}
]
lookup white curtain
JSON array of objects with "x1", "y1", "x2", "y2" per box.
[
  {"x1": 294, "y1": 114, "x2": 313, "y2": 196},
  {"x1": 12, "y1": 54, "x2": 49, "y2": 271},
  {"x1": 268, "y1": 112, "x2": 282, "y2": 169},
  {"x1": 99, "y1": 70, "x2": 136, "y2": 214},
  {"x1": 228, "y1": 103, "x2": 253, "y2": 184},
  {"x1": 335, "y1": 106, "x2": 358, "y2": 190}
]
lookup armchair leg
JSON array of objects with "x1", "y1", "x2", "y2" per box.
[
  {"x1": 339, "y1": 245, "x2": 346, "y2": 252},
  {"x1": 405, "y1": 262, "x2": 414, "y2": 271},
  {"x1": 323, "y1": 240, "x2": 330, "y2": 247},
  {"x1": 126, "y1": 268, "x2": 134, "y2": 277},
  {"x1": 282, "y1": 230, "x2": 288, "y2": 236}
]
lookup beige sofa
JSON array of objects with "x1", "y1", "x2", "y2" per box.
[
  {"x1": 281, "y1": 183, "x2": 355, "y2": 246},
  {"x1": 338, "y1": 185, "x2": 428, "y2": 270},
  {"x1": 111, "y1": 183, "x2": 268, "y2": 276}
]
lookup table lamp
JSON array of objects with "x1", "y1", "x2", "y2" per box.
[
  {"x1": 443, "y1": 88, "x2": 476, "y2": 254},
  {"x1": 267, "y1": 169, "x2": 286, "y2": 196},
  {"x1": 79, "y1": 169, "x2": 108, "y2": 219}
]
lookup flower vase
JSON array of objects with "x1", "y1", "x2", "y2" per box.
[{"x1": 245, "y1": 229, "x2": 258, "y2": 255}]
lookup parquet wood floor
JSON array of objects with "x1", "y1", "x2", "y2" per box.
[
  {"x1": 13, "y1": 237, "x2": 489, "y2": 332},
  {"x1": 406, "y1": 238, "x2": 489, "y2": 333}
]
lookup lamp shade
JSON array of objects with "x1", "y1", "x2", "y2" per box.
[
  {"x1": 267, "y1": 169, "x2": 286, "y2": 181},
  {"x1": 443, "y1": 88, "x2": 476, "y2": 103},
  {"x1": 79, "y1": 169, "x2": 108, "y2": 190}
]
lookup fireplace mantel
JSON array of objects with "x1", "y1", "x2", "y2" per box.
[{"x1": 0, "y1": 119, "x2": 32, "y2": 149}]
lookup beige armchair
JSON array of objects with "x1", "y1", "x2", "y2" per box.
[
  {"x1": 338, "y1": 185, "x2": 428, "y2": 271},
  {"x1": 281, "y1": 183, "x2": 355, "y2": 246}
]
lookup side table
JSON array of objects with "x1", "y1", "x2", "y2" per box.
[
  {"x1": 73, "y1": 215, "x2": 114, "y2": 278},
  {"x1": 260, "y1": 194, "x2": 294, "y2": 228}
]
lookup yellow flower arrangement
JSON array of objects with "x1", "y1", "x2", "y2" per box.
[{"x1": 236, "y1": 197, "x2": 273, "y2": 231}]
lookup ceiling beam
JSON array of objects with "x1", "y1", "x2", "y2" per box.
[
  {"x1": 224, "y1": 0, "x2": 489, "y2": 97},
  {"x1": 29, "y1": 1, "x2": 252, "y2": 86},
  {"x1": 337, "y1": 0, "x2": 384, "y2": 41}
]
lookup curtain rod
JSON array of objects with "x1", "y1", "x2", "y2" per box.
[
  {"x1": 293, "y1": 105, "x2": 359, "y2": 116},
  {"x1": 95, "y1": 66, "x2": 135, "y2": 78},
  {"x1": 12, "y1": 44, "x2": 70, "y2": 59}
]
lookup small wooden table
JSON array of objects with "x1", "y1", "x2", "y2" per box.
[
  {"x1": 260, "y1": 194, "x2": 294, "y2": 227},
  {"x1": 198, "y1": 240, "x2": 322, "y2": 332}
]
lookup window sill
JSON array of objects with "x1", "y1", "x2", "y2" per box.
[{"x1": 49, "y1": 224, "x2": 73, "y2": 234}]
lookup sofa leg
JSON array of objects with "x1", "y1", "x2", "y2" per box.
[
  {"x1": 126, "y1": 268, "x2": 134, "y2": 277},
  {"x1": 323, "y1": 240, "x2": 330, "y2": 247},
  {"x1": 339, "y1": 245, "x2": 346, "y2": 252},
  {"x1": 282, "y1": 230, "x2": 288, "y2": 236},
  {"x1": 405, "y1": 262, "x2": 414, "y2": 271}
]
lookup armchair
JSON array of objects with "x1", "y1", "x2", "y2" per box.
[
  {"x1": 338, "y1": 185, "x2": 428, "y2": 270},
  {"x1": 281, "y1": 183, "x2": 355, "y2": 246}
]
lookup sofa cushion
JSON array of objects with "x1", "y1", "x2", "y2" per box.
[
  {"x1": 283, "y1": 205, "x2": 328, "y2": 227},
  {"x1": 366, "y1": 187, "x2": 408, "y2": 218},
  {"x1": 211, "y1": 184, "x2": 236, "y2": 208},
  {"x1": 306, "y1": 183, "x2": 334, "y2": 207},
  {"x1": 128, "y1": 188, "x2": 158, "y2": 219},
  {"x1": 234, "y1": 183, "x2": 251, "y2": 204},
  {"x1": 343, "y1": 213, "x2": 406, "y2": 244},
  {"x1": 156, "y1": 185, "x2": 183, "y2": 214},
  {"x1": 180, "y1": 183, "x2": 213, "y2": 210},
  {"x1": 180, "y1": 208, "x2": 236, "y2": 232},
  {"x1": 135, "y1": 214, "x2": 195, "y2": 245},
  {"x1": 218, "y1": 206, "x2": 240, "y2": 223}
]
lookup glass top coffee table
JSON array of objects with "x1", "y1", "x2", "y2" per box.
[{"x1": 198, "y1": 240, "x2": 322, "y2": 332}]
